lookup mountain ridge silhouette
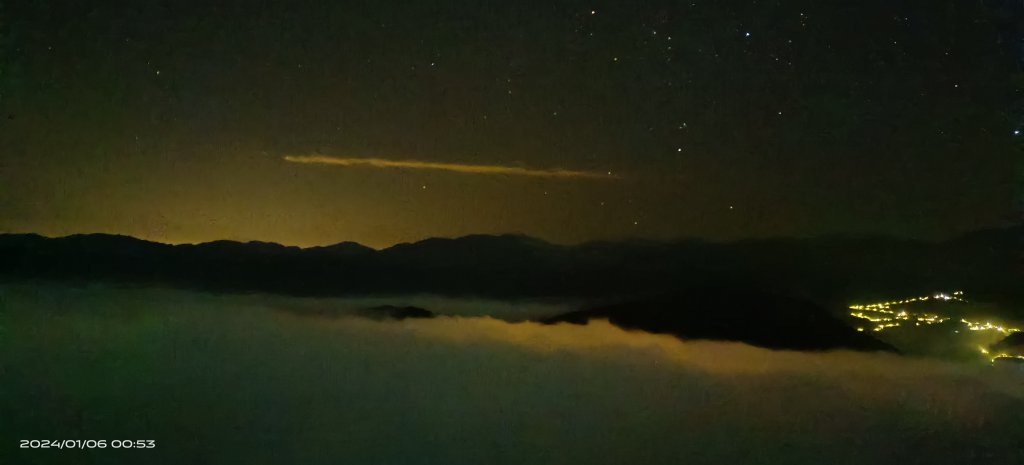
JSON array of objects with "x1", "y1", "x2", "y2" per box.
[{"x1": 0, "y1": 224, "x2": 1020, "y2": 306}]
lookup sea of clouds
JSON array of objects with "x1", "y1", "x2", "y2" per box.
[{"x1": 1, "y1": 283, "x2": 1022, "y2": 464}]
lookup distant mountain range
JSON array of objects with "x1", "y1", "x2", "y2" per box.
[{"x1": 0, "y1": 225, "x2": 1020, "y2": 308}]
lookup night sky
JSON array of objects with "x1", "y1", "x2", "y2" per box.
[{"x1": 1, "y1": 1, "x2": 1021, "y2": 248}]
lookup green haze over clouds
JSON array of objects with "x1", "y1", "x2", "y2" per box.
[{"x1": 1, "y1": 284, "x2": 1022, "y2": 464}]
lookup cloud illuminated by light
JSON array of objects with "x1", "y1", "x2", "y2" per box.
[{"x1": 283, "y1": 155, "x2": 619, "y2": 179}]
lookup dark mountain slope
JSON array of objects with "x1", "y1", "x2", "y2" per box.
[
  {"x1": 542, "y1": 288, "x2": 896, "y2": 352},
  {"x1": 0, "y1": 224, "x2": 1019, "y2": 306},
  {"x1": 990, "y1": 332, "x2": 1024, "y2": 354}
]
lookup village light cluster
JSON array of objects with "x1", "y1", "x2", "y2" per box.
[
  {"x1": 849, "y1": 290, "x2": 1022, "y2": 334},
  {"x1": 847, "y1": 292, "x2": 961, "y2": 332},
  {"x1": 849, "y1": 291, "x2": 1023, "y2": 363}
]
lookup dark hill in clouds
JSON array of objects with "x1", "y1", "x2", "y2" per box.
[
  {"x1": 0, "y1": 224, "x2": 1020, "y2": 307},
  {"x1": 358, "y1": 305, "x2": 436, "y2": 321},
  {"x1": 990, "y1": 332, "x2": 1024, "y2": 354},
  {"x1": 542, "y1": 288, "x2": 895, "y2": 352}
]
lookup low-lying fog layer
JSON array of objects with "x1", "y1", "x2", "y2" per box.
[{"x1": 1, "y1": 284, "x2": 1022, "y2": 465}]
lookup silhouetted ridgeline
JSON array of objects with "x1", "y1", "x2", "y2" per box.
[{"x1": 0, "y1": 225, "x2": 1020, "y2": 305}]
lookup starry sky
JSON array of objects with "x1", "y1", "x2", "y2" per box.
[{"x1": 1, "y1": 0, "x2": 1021, "y2": 248}]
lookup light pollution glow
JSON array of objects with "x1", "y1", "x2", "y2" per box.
[{"x1": 283, "y1": 155, "x2": 620, "y2": 179}]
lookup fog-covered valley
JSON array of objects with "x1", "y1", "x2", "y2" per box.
[{"x1": 2, "y1": 284, "x2": 1022, "y2": 464}]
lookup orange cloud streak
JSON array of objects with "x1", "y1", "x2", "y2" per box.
[{"x1": 283, "y1": 155, "x2": 618, "y2": 179}]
